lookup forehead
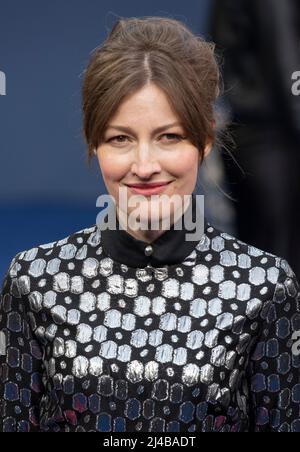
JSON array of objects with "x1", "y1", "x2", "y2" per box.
[{"x1": 108, "y1": 83, "x2": 180, "y2": 122}]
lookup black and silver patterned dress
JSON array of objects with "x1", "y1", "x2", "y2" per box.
[{"x1": 1, "y1": 195, "x2": 300, "y2": 432}]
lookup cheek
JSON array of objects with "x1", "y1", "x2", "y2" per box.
[
  {"x1": 168, "y1": 148, "x2": 199, "y2": 177},
  {"x1": 97, "y1": 152, "x2": 127, "y2": 183},
  {"x1": 98, "y1": 146, "x2": 199, "y2": 182}
]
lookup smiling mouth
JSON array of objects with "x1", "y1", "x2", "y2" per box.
[
  {"x1": 126, "y1": 181, "x2": 173, "y2": 189},
  {"x1": 124, "y1": 181, "x2": 173, "y2": 195}
]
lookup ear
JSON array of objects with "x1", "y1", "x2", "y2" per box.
[
  {"x1": 203, "y1": 120, "x2": 216, "y2": 159},
  {"x1": 93, "y1": 148, "x2": 97, "y2": 156},
  {"x1": 203, "y1": 141, "x2": 213, "y2": 159},
  {"x1": 198, "y1": 141, "x2": 213, "y2": 165}
]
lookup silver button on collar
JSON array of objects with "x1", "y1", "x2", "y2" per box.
[{"x1": 144, "y1": 245, "x2": 153, "y2": 256}]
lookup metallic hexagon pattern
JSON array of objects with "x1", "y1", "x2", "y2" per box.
[{"x1": 0, "y1": 222, "x2": 299, "y2": 433}]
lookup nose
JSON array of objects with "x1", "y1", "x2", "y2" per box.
[{"x1": 130, "y1": 143, "x2": 161, "y2": 179}]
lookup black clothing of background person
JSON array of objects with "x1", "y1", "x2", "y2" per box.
[{"x1": 211, "y1": 0, "x2": 300, "y2": 280}]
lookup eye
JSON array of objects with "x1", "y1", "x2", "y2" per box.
[
  {"x1": 107, "y1": 135, "x2": 129, "y2": 144},
  {"x1": 106, "y1": 133, "x2": 186, "y2": 145},
  {"x1": 160, "y1": 133, "x2": 185, "y2": 142}
]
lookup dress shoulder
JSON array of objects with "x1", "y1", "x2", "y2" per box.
[
  {"x1": 3, "y1": 224, "x2": 101, "y2": 286},
  {"x1": 202, "y1": 222, "x2": 298, "y2": 290}
]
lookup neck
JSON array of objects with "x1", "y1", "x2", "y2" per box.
[{"x1": 116, "y1": 196, "x2": 192, "y2": 244}]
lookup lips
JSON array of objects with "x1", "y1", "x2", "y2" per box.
[
  {"x1": 125, "y1": 181, "x2": 172, "y2": 196},
  {"x1": 126, "y1": 182, "x2": 171, "y2": 189}
]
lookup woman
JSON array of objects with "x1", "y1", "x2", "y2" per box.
[{"x1": 0, "y1": 17, "x2": 299, "y2": 432}]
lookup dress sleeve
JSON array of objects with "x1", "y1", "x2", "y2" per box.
[
  {"x1": 0, "y1": 253, "x2": 45, "y2": 432},
  {"x1": 247, "y1": 259, "x2": 300, "y2": 432}
]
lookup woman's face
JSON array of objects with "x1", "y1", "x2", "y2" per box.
[{"x1": 95, "y1": 82, "x2": 211, "y2": 233}]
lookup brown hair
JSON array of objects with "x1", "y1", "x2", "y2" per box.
[{"x1": 82, "y1": 16, "x2": 222, "y2": 167}]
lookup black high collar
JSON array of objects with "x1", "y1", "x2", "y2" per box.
[{"x1": 100, "y1": 194, "x2": 208, "y2": 268}]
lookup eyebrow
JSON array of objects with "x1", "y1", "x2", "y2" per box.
[{"x1": 106, "y1": 122, "x2": 183, "y2": 135}]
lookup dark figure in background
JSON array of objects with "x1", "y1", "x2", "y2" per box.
[{"x1": 211, "y1": 0, "x2": 300, "y2": 279}]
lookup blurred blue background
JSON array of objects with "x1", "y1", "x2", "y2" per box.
[{"x1": 0, "y1": 0, "x2": 212, "y2": 280}]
